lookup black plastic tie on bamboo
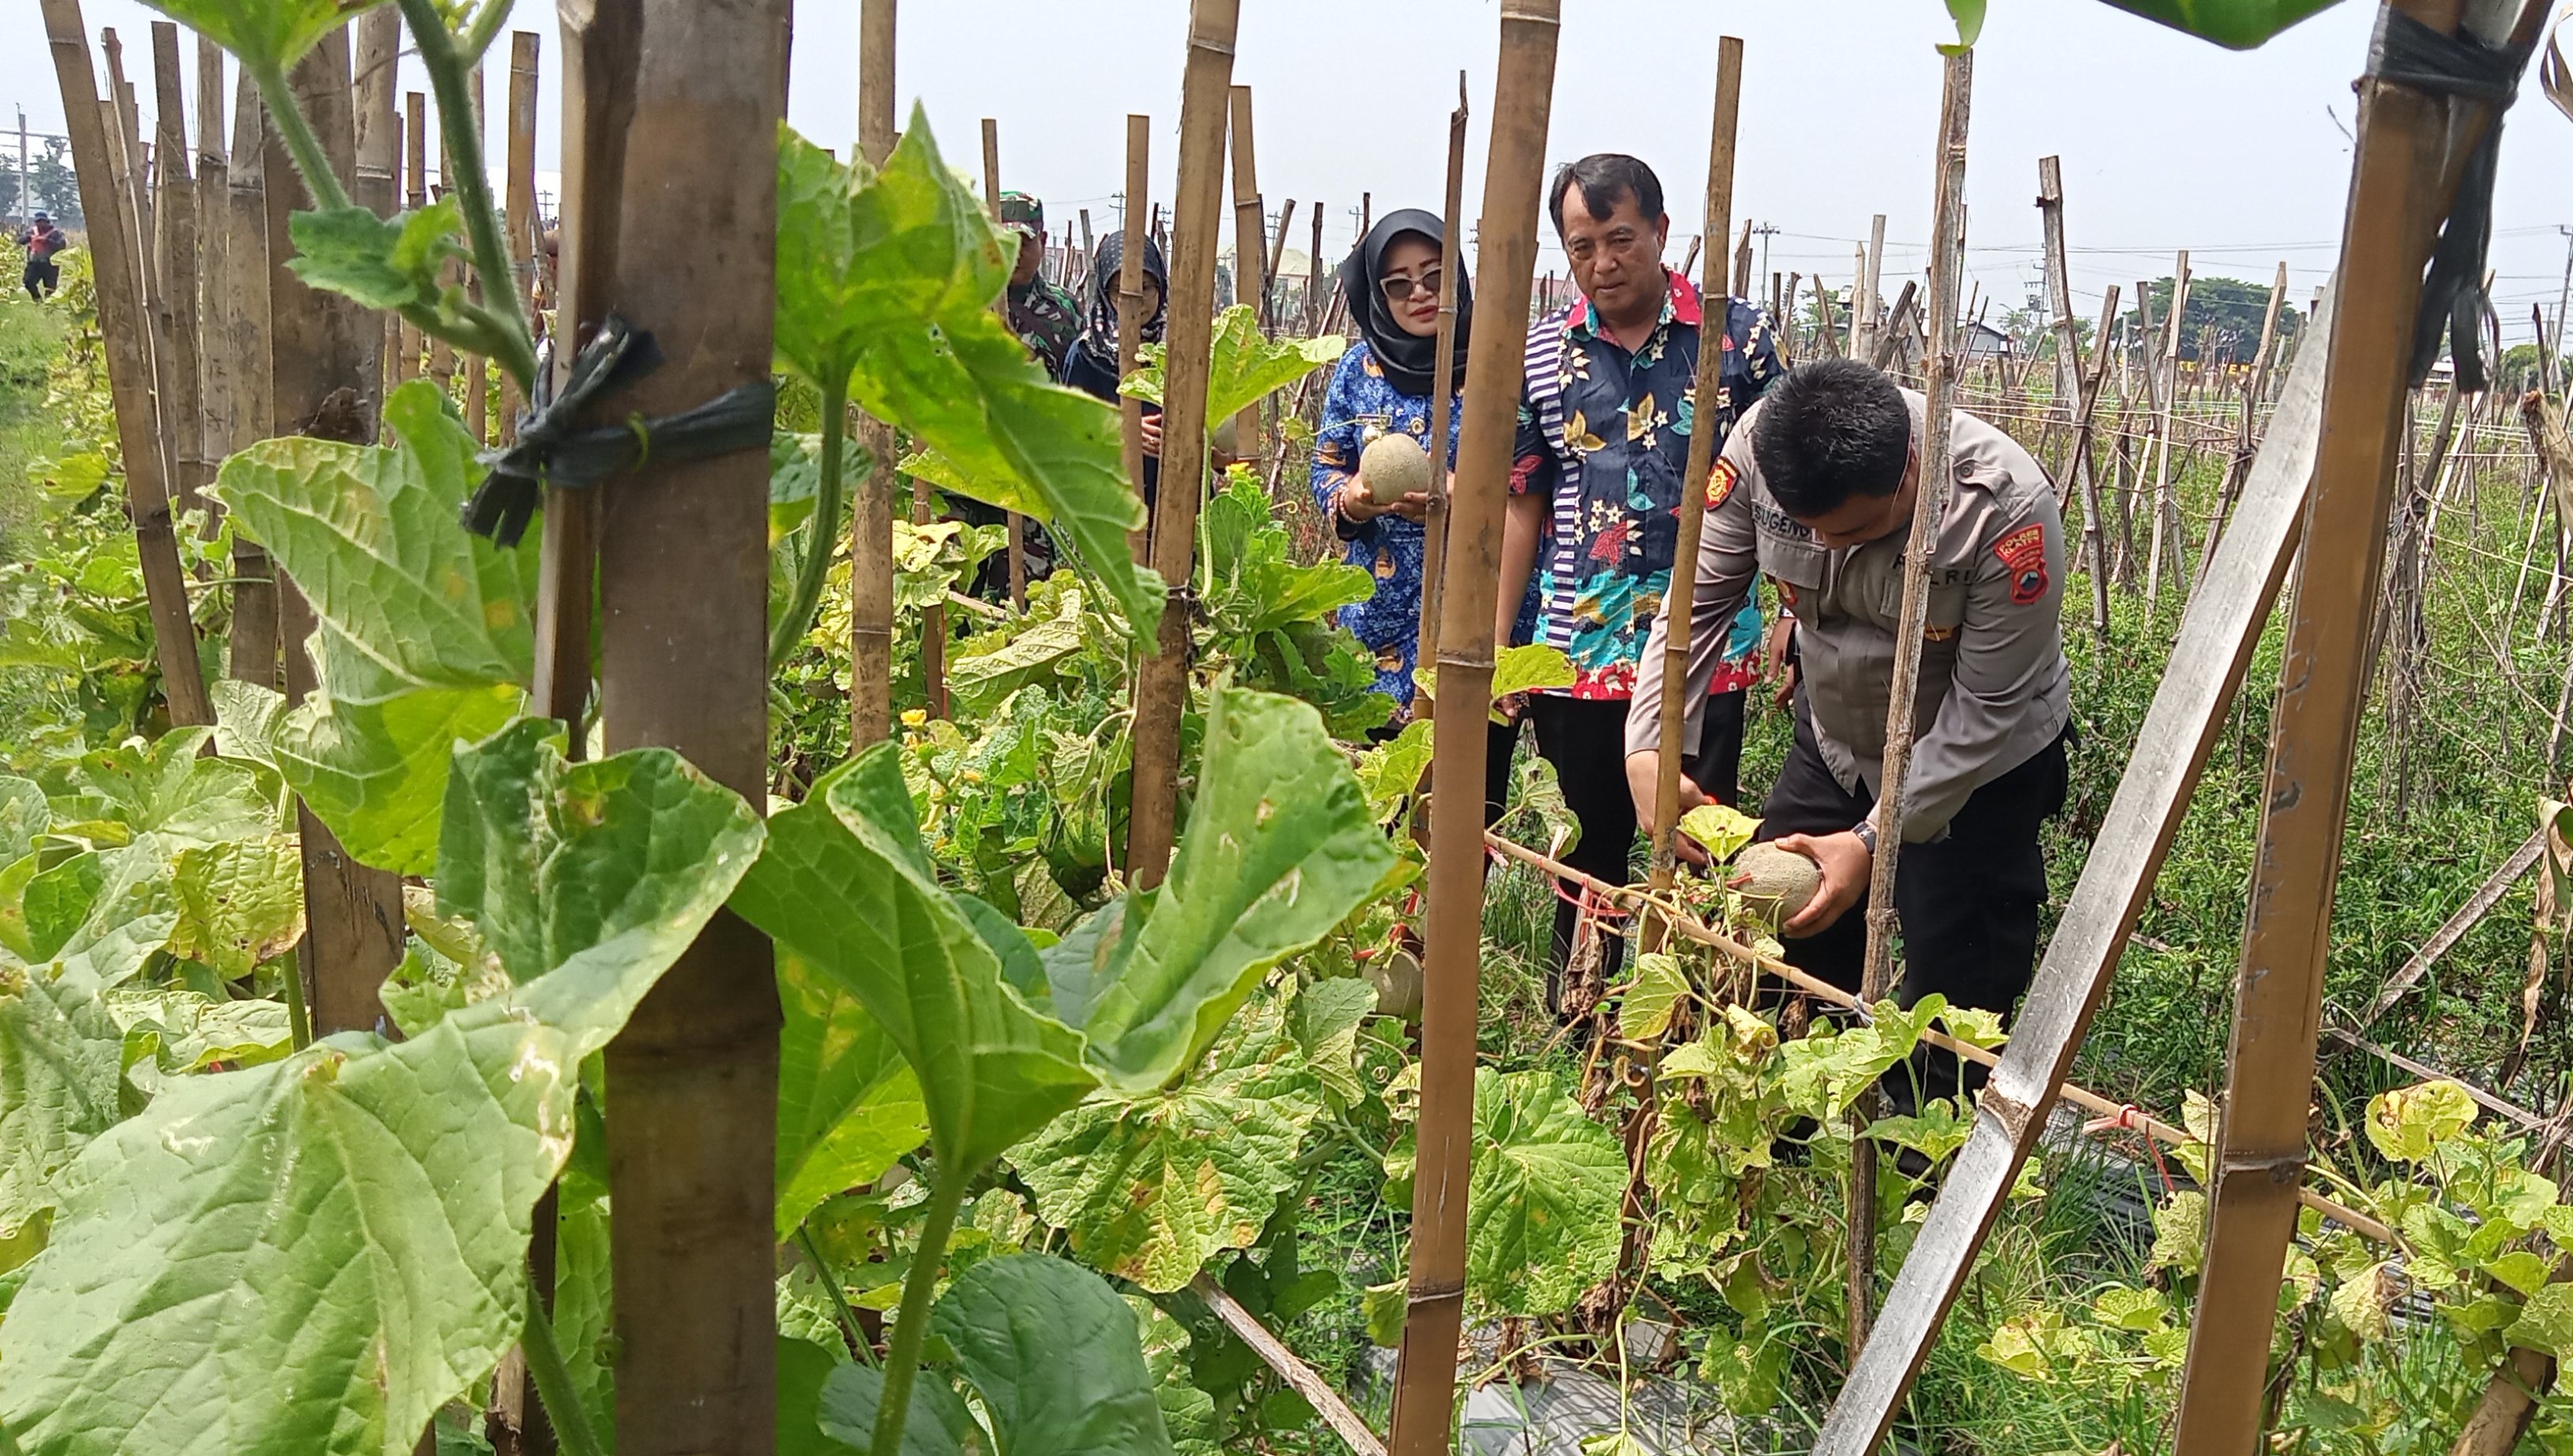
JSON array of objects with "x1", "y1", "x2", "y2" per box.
[
  {"x1": 2369, "y1": 9, "x2": 2535, "y2": 393},
  {"x1": 460, "y1": 314, "x2": 778, "y2": 548}
]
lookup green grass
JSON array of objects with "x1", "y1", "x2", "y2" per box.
[{"x1": 0, "y1": 238, "x2": 75, "y2": 553}]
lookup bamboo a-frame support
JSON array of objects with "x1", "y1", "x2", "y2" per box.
[
  {"x1": 1642, "y1": 37, "x2": 1744, "y2": 930},
  {"x1": 1847, "y1": 47, "x2": 1973, "y2": 1358},
  {"x1": 39, "y1": 0, "x2": 215, "y2": 732},
  {"x1": 585, "y1": 0, "x2": 789, "y2": 1445},
  {"x1": 1386, "y1": 6, "x2": 1557, "y2": 1452},
  {"x1": 2037, "y1": 156, "x2": 2115, "y2": 644},
  {"x1": 1409, "y1": 75, "x2": 1469, "y2": 694},
  {"x1": 1123, "y1": 0, "x2": 1238, "y2": 893},
  {"x1": 849, "y1": 0, "x2": 897, "y2": 748},
  {"x1": 1810, "y1": 275, "x2": 2338, "y2": 1454},
  {"x1": 2174, "y1": 3, "x2": 2544, "y2": 1444}
]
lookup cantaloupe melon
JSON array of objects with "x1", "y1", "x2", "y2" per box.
[
  {"x1": 1731, "y1": 842, "x2": 1822, "y2": 925},
  {"x1": 1360, "y1": 433, "x2": 1431, "y2": 504}
]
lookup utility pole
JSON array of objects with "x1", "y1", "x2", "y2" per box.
[
  {"x1": 1754, "y1": 220, "x2": 1778, "y2": 295},
  {"x1": 2552, "y1": 224, "x2": 2571, "y2": 369},
  {"x1": 16, "y1": 108, "x2": 28, "y2": 225}
]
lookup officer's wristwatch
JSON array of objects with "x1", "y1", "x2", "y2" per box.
[{"x1": 1851, "y1": 821, "x2": 1879, "y2": 856}]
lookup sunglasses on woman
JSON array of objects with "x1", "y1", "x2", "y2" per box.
[{"x1": 1379, "y1": 268, "x2": 1443, "y2": 304}]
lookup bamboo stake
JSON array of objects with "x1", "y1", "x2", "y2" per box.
[
  {"x1": 1731, "y1": 218, "x2": 1753, "y2": 302},
  {"x1": 2175, "y1": 4, "x2": 2545, "y2": 1445},
  {"x1": 1645, "y1": 38, "x2": 1744, "y2": 929},
  {"x1": 1264, "y1": 198, "x2": 1294, "y2": 329},
  {"x1": 1386, "y1": 6, "x2": 1557, "y2": 1452},
  {"x1": 40, "y1": 0, "x2": 214, "y2": 729},
  {"x1": 1118, "y1": 115, "x2": 1150, "y2": 565},
  {"x1": 1846, "y1": 47, "x2": 1972, "y2": 1360},
  {"x1": 400, "y1": 90, "x2": 426, "y2": 387},
  {"x1": 150, "y1": 24, "x2": 207, "y2": 517},
  {"x1": 1227, "y1": 84, "x2": 1264, "y2": 461},
  {"x1": 2145, "y1": 250, "x2": 2190, "y2": 605},
  {"x1": 1859, "y1": 213, "x2": 1886, "y2": 359},
  {"x1": 588, "y1": 2, "x2": 788, "y2": 1447},
  {"x1": 980, "y1": 115, "x2": 1026, "y2": 608},
  {"x1": 1123, "y1": 0, "x2": 1238, "y2": 893},
  {"x1": 2074, "y1": 285, "x2": 2121, "y2": 639},
  {"x1": 102, "y1": 32, "x2": 155, "y2": 310},
  {"x1": 265, "y1": 26, "x2": 404, "y2": 1040},
  {"x1": 1409, "y1": 74, "x2": 1468, "y2": 713},
  {"x1": 223, "y1": 65, "x2": 277, "y2": 686},
  {"x1": 1306, "y1": 195, "x2": 1324, "y2": 333},
  {"x1": 502, "y1": 31, "x2": 539, "y2": 440},
  {"x1": 1190, "y1": 1274, "x2": 1387, "y2": 1456},
  {"x1": 850, "y1": 0, "x2": 897, "y2": 746},
  {"x1": 194, "y1": 32, "x2": 228, "y2": 521}
]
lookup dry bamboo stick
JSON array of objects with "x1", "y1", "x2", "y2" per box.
[
  {"x1": 1847, "y1": 47, "x2": 1973, "y2": 1360},
  {"x1": 1644, "y1": 37, "x2": 1744, "y2": 925},
  {"x1": 222, "y1": 65, "x2": 277, "y2": 686},
  {"x1": 1386, "y1": 6, "x2": 1557, "y2": 1452},
  {"x1": 850, "y1": 0, "x2": 898, "y2": 747},
  {"x1": 1123, "y1": 0, "x2": 1239, "y2": 891},
  {"x1": 149, "y1": 24, "x2": 206, "y2": 516},
  {"x1": 1409, "y1": 75, "x2": 1468, "y2": 713},
  {"x1": 1226, "y1": 83, "x2": 1264, "y2": 465},
  {"x1": 1117, "y1": 115, "x2": 1150, "y2": 566},
  {"x1": 502, "y1": 31, "x2": 539, "y2": 439},
  {"x1": 980, "y1": 115, "x2": 1026, "y2": 608},
  {"x1": 1190, "y1": 1274, "x2": 1386, "y2": 1456}
]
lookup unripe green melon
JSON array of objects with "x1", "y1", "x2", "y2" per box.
[
  {"x1": 1360, "y1": 434, "x2": 1431, "y2": 504},
  {"x1": 1732, "y1": 843, "x2": 1822, "y2": 924}
]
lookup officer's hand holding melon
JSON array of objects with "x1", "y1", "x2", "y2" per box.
[{"x1": 1759, "y1": 830, "x2": 1873, "y2": 938}]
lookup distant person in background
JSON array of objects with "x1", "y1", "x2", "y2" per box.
[
  {"x1": 1310, "y1": 209, "x2": 1467, "y2": 713},
  {"x1": 999, "y1": 193, "x2": 1080, "y2": 382},
  {"x1": 1064, "y1": 231, "x2": 1168, "y2": 509},
  {"x1": 19, "y1": 213, "x2": 67, "y2": 300}
]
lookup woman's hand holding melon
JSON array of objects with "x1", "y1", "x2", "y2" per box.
[{"x1": 1344, "y1": 434, "x2": 1434, "y2": 525}]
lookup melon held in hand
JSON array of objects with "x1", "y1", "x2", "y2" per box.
[
  {"x1": 1360, "y1": 433, "x2": 1431, "y2": 505},
  {"x1": 1729, "y1": 842, "x2": 1821, "y2": 926}
]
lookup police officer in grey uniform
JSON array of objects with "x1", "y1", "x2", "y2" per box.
[{"x1": 1624, "y1": 358, "x2": 2071, "y2": 1108}]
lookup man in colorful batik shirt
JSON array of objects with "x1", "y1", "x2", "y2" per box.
[{"x1": 1495, "y1": 153, "x2": 1782, "y2": 1003}]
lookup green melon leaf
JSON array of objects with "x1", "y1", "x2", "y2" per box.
[
  {"x1": 166, "y1": 835, "x2": 307, "y2": 978},
  {"x1": 0, "y1": 964, "x2": 121, "y2": 1248},
  {"x1": 815, "y1": 1363, "x2": 971, "y2": 1456},
  {"x1": 773, "y1": 121, "x2": 1162, "y2": 639},
  {"x1": 1019, "y1": 1006, "x2": 1321, "y2": 1292},
  {"x1": 776, "y1": 1337, "x2": 866, "y2": 1456},
  {"x1": 2509, "y1": 1282, "x2": 2573, "y2": 1362},
  {"x1": 133, "y1": 0, "x2": 375, "y2": 82},
  {"x1": 1466, "y1": 1066, "x2": 1627, "y2": 1316},
  {"x1": 1616, "y1": 952, "x2": 1690, "y2": 1043},
  {"x1": 1075, "y1": 689, "x2": 1394, "y2": 1093},
  {"x1": 930, "y1": 1254, "x2": 1176, "y2": 1456},
  {"x1": 0, "y1": 729, "x2": 760, "y2": 1456},
  {"x1": 777, "y1": 946, "x2": 927, "y2": 1240},
  {"x1": 277, "y1": 682, "x2": 527, "y2": 877},
  {"x1": 0, "y1": 777, "x2": 48, "y2": 863},
  {"x1": 731, "y1": 745, "x2": 1096, "y2": 1172},
  {"x1": 209, "y1": 379, "x2": 540, "y2": 702},
  {"x1": 2090, "y1": 0, "x2": 2345, "y2": 50},
  {"x1": 284, "y1": 199, "x2": 468, "y2": 315}
]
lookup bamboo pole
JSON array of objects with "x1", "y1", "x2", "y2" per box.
[
  {"x1": 1123, "y1": 0, "x2": 1238, "y2": 892},
  {"x1": 850, "y1": 0, "x2": 897, "y2": 747},
  {"x1": 1118, "y1": 115, "x2": 1151, "y2": 566},
  {"x1": 462, "y1": 62, "x2": 488, "y2": 446},
  {"x1": 1264, "y1": 198, "x2": 1294, "y2": 329},
  {"x1": 1845, "y1": 47, "x2": 1973, "y2": 1360},
  {"x1": 399, "y1": 89, "x2": 426, "y2": 387},
  {"x1": 1386, "y1": 6, "x2": 1558, "y2": 1452},
  {"x1": 2146, "y1": 250, "x2": 2191, "y2": 604},
  {"x1": 150, "y1": 24, "x2": 207, "y2": 517},
  {"x1": 1644, "y1": 38, "x2": 1745, "y2": 931},
  {"x1": 980, "y1": 115, "x2": 1026, "y2": 608},
  {"x1": 1190, "y1": 1274, "x2": 1387, "y2": 1456},
  {"x1": 352, "y1": 11, "x2": 397, "y2": 444},
  {"x1": 101, "y1": 31, "x2": 155, "y2": 313},
  {"x1": 265, "y1": 26, "x2": 405, "y2": 1040},
  {"x1": 40, "y1": 0, "x2": 214, "y2": 729},
  {"x1": 194, "y1": 32, "x2": 228, "y2": 522},
  {"x1": 1858, "y1": 214, "x2": 1886, "y2": 359},
  {"x1": 1305, "y1": 194, "x2": 1323, "y2": 333},
  {"x1": 1409, "y1": 74, "x2": 1469, "y2": 713},
  {"x1": 1227, "y1": 84, "x2": 1264, "y2": 461},
  {"x1": 2174, "y1": 4, "x2": 2545, "y2": 1445},
  {"x1": 502, "y1": 31, "x2": 539, "y2": 440},
  {"x1": 1730, "y1": 219, "x2": 1753, "y2": 302},
  {"x1": 223, "y1": 65, "x2": 277, "y2": 686},
  {"x1": 587, "y1": 2, "x2": 788, "y2": 1447},
  {"x1": 2073, "y1": 285, "x2": 2122, "y2": 638}
]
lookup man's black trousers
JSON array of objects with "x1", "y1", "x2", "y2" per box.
[{"x1": 1755, "y1": 692, "x2": 2068, "y2": 1109}]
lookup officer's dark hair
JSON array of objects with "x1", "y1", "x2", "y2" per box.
[
  {"x1": 1547, "y1": 154, "x2": 1664, "y2": 235},
  {"x1": 1754, "y1": 359, "x2": 1914, "y2": 519}
]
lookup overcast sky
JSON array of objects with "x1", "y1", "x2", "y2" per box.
[{"x1": 10, "y1": 0, "x2": 2573, "y2": 343}]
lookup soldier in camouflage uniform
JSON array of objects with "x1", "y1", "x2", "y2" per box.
[{"x1": 998, "y1": 192, "x2": 1079, "y2": 382}]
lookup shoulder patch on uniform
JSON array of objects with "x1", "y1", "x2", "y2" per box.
[
  {"x1": 1706, "y1": 458, "x2": 1740, "y2": 512},
  {"x1": 1992, "y1": 522, "x2": 2048, "y2": 604}
]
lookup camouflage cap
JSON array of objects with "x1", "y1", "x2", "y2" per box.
[{"x1": 997, "y1": 190, "x2": 1044, "y2": 237}]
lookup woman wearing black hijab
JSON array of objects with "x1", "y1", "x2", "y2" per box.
[
  {"x1": 1063, "y1": 231, "x2": 1170, "y2": 506},
  {"x1": 1308, "y1": 209, "x2": 1477, "y2": 713}
]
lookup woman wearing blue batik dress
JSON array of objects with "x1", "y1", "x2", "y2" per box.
[{"x1": 1311, "y1": 210, "x2": 1473, "y2": 718}]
